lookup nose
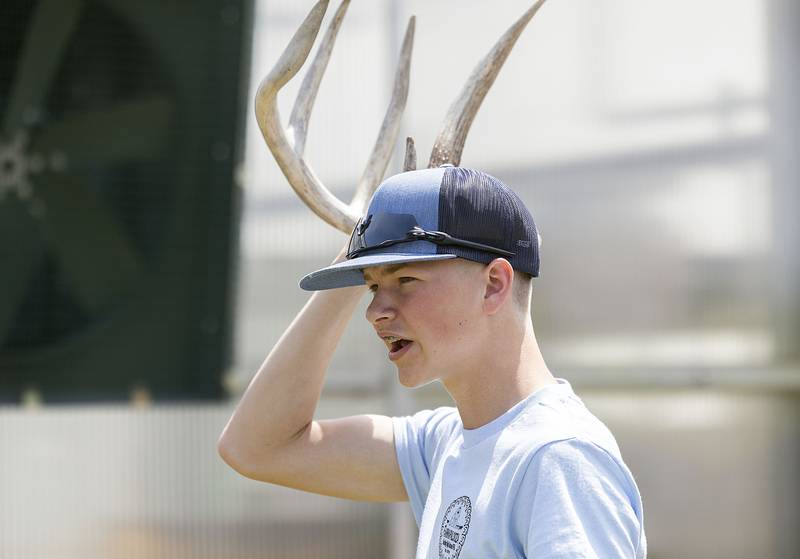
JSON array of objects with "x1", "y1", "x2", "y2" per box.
[{"x1": 365, "y1": 289, "x2": 397, "y2": 325}]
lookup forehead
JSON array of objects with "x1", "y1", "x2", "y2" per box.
[
  {"x1": 361, "y1": 259, "x2": 478, "y2": 281},
  {"x1": 361, "y1": 263, "x2": 416, "y2": 281}
]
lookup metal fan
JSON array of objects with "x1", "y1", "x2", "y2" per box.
[{"x1": 0, "y1": 0, "x2": 183, "y2": 396}]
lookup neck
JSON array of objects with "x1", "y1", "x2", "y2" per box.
[{"x1": 441, "y1": 317, "x2": 556, "y2": 430}]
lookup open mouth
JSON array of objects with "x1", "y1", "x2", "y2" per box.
[
  {"x1": 388, "y1": 338, "x2": 413, "y2": 360},
  {"x1": 390, "y1": 339, "x2": 411, "y2": 352}
]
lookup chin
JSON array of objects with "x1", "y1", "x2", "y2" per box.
[
  {"x1": 397, "y1": 369, "x2": 419, "y2": 388},
  {"x1": 397, "y1": 367, "x2": 437, "y2": 389}
]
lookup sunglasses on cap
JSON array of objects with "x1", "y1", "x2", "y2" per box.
[{"x1": 346, "y1": 212, "x2": 515, "y2": 260}]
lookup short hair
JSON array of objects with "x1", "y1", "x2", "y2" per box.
[{"x1": 512, "y1": 270, "x2": 533, "y2": 313}]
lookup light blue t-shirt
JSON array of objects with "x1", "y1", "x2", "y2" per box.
[{"x1": 392, "y1": 378, "x2": 647, "y2": 558}]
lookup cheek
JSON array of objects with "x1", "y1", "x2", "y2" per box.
[{"x1": 416, "y1": 290, "x2": 479, "y2": 354}]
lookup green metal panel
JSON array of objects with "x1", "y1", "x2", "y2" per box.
[{"x1": 0, "y1": 0, "x2": 251, "y2": 402}]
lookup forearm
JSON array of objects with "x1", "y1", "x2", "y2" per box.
[{"x1": 218, "y1": 247, "x2": 367, "y2": 462}]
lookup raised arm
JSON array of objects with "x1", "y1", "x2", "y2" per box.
[{"x1": 217, "y1": 246, "x2": 408, "y2": 502}]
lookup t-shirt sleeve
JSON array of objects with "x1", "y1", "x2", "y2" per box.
[
  {"x1": 519, "y1": 438, "x2": 646, "y2": 559},
  {"x1": 392, "y1": 407, "x2": 457, "y2": 526}
]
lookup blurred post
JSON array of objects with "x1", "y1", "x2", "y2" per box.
[
  {"x1": 389, "y1": 374, "x2": 417, "y2": 558},
  {"x1": 767, "y1": 0, "x2": 800, "y2": 365},
  {"x1": 767, "y1": 3, "x2": 800, "y2": 558}
]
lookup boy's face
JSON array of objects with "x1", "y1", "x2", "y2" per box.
[{"x1": 363, "y1": 258, "x2": 487, "y2": 388}]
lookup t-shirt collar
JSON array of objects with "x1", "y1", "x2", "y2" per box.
[{"x1": 460, "y1": 378, "x2": 573, "y2": 448}]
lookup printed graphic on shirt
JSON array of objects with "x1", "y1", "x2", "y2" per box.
[{"x1": 438, "y1": 496, "x2": 472, "y2": 559}]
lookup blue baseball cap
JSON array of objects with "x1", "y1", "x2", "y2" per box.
[{"x1": 299, "y1": 166, "x2": 540, "y2": 291}]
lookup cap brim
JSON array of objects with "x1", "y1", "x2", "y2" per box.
[{"x1": 299, "y1": 252, "x2": 457, "y2": 291}]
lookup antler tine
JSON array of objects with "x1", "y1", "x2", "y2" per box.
[
  {"x1": 350, "y1": 16, "x2": 415, "y2": 213},
  {"x1": 403, "y1": 137, "x2": 417, "y2": 172},
  {"x1": 255, "y1": 0, "x2": 357, "y2": 233},
  {"x1": 428, "y1": 0, "x2": 547, "y2": 168},
  {"x1": 288, "y1": 0, "x2": 351, "y2": 157}
]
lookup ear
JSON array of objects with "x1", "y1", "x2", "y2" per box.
[{"x1": 482, "y1": 258, "x2": 514, "y2": 315}]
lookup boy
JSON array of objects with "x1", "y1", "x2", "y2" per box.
[{"x1": 219, "y1": 165, "x2": 647, "y2": 558}]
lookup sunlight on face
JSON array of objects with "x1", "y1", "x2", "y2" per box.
[{"x1": 363, "y1": 259, "x2": 489, "y2": 387}]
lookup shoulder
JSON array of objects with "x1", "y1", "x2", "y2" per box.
[
  {"x1": 526, "y1": 437, "x2": 634, "y2": 493},
  {"x1": 518, "y1": 438, "x2": 646, "y2": 557},
  {"x1": 518, "y1": 437, "x2": 644, "y2": 536},
  {"x1": 512, "y1": 384, "x2": 624, "y2": 459},
  {"x1": 394, "y1": 405, "x2": 459, "y2": 429},
  {"x1": 417, "y1": 405, "x2": 461, "y2": 430},
  {"x1": 393, "y1": 406, "x2": 461, "y2": 452},
  {"x1": 532, "y1": 437, "x2": 612, "y2": 465},
  {"x1": 393, "y1": 405, "x2": 461, "y2": 446}
]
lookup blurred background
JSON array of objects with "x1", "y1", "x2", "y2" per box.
[{"x1": 1, "y1": 0, "x2": 798, "y2": 557}]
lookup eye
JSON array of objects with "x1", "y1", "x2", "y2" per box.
[{"x1": 398, "y1": 277, "x2": 416, "y2": 284}]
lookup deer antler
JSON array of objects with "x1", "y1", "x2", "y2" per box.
[
  {"x1": 255, "y1": 0, "x2": 414, "y2": 233},
  {"x1": 429, "y1": 0, "x2": 546, "y2": 168},
  {"x1": 255, "y1": 0, "x2": 545, "y2": 233}
]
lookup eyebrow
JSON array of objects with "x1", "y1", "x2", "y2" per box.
[{"x1": 362, "y1": 263, "x2": 409, "y2": 282}]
